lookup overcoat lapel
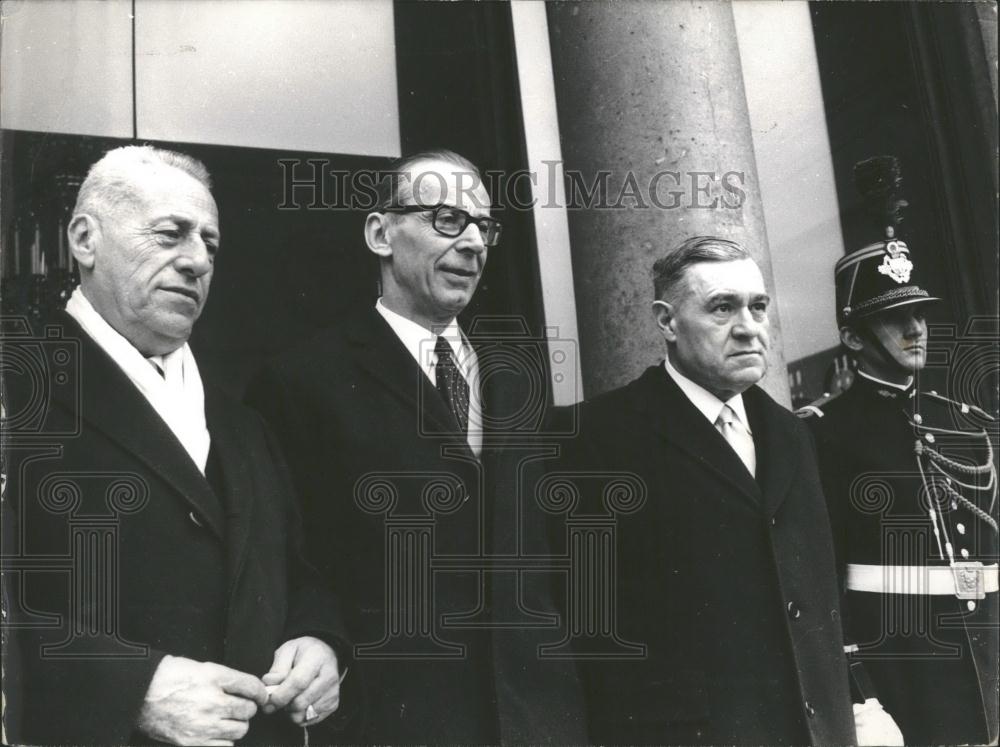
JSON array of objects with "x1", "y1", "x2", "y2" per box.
[
  {"x1": 744, "y1": 387, "x2": 800, "y2": 518},
  {"x1": 637, "y1": 365, "x2": 761, "y2": 509},
  {"x1": 475, "y1": 338, "x2": 517, "y2": 447},
  {"x1": 345, "y1": 309, "x2": 464, "y2": 439},
  {"x1": 203, "y1": 391, "x2": 253, "y2": 595},
  {"x1": 53, "y1": 314, "x2": 226, "y2": 538}
]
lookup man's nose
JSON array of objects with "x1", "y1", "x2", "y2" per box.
[
  {"x1": 174, "y1": 238, "x2": 214, "y2": 277},
  {"x1": 904, "y1": 314, "x2": 927, "y2": 338},
  {"x1": 456, "y1": 222, "x2": 487, "y2": 254},
  {"x1": 732, "y1": 307, "x2": 765, "y2": 337}
]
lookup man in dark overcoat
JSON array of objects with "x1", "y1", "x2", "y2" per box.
[
  {"x1": 3, "y1": 145, "x2": 349, "y2": 745},
  {"x1": 562, "y1": 236, "x2": 860, "y2": 744},
  {"x1": 246, "y1": 150, "x2": 585, "y2": 744}
]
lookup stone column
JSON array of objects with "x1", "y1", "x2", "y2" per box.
[{"x1": 547, "y1": 0, "x2": 790, "y2": 403}]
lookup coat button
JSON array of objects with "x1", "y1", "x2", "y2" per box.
[
  {"x1": 771, "y1": 516, "x2": 777, "y2": 527},
  {"x1": 925, "y1": 433, "x2": 936, "y2": 443},
  {"x1": 188, "y1": 511, "x2": 204, "y2": 527},
  {"x1": 961, "y1": 548, "x2": 970, "y2": 559},
  {"x1": 967, "y1": 601, "x2": 977, "y2": 612},
  {"x1": 957, "y1": 523, "x2": 966, "y2": 535},
  {"x1": 804, "y1": 701, "x2": 816, "y2": 718},
  {"x1": 913, "y1": 413, "x2": 923, "y2": 424},
  {"x1": 787, "y1": 601, "x2": 801, "y2": 619}
]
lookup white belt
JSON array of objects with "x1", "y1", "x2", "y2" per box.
[{"x1": 846, "y1": 562, "x2": 999, "y2": 600}]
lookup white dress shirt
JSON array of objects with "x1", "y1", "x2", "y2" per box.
[
  {"x1": 64, "y1": 287, "x2": 211, "y2": 473},
  {"x1": 376, "y1": 298, "x2": 483, "y2": 458},
  {"x1": 663, "y1": 355, "x2": 756, "y2": 476}
]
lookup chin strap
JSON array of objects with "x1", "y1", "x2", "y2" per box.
[{"x1": 854, "y1": 324, "x2": 916, "y2": 386}]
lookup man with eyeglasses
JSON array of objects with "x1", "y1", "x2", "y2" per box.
[{"x1": 247, "y1": 149, "x2": 586, "y2": 744}]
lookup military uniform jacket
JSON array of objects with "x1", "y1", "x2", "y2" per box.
[
  {"x1": 805, "y1": 373, "x2": 999, "y2": 745},
  {"x1": 562, "y1": 365, "x2": 856, "y2": 745}
]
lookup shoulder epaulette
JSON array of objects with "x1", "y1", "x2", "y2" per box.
[
  {"x1": 795, "y1": 391, "x2": 840, "y2": 419},
  {"x1": 922, "y1": 390, "x2": 996, "y2": 422}
]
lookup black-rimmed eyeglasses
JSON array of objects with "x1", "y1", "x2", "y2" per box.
[{"x1": 381, "y1": 204, "x2": 502, "y2": 247}]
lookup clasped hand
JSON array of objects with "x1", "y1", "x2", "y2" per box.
[
  {"x1": 261, "y1": 636, "x2": 343, "y2": 726},
  {"x1": 138, "y1": 637, "x2": 341, "y2": 746}
]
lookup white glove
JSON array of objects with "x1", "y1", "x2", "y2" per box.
[{"x1": 853, "y1": 698, "x2": 904, "y2": 746}]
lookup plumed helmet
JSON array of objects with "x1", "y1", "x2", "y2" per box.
[{"x1": 835, "y1": 156, "x2": 940, "y2": 327}]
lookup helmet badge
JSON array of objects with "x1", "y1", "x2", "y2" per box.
[{"x1": 877, "y1": 240, "x2": 913, "y2": 284}]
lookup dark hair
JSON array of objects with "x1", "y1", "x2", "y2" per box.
[
  {"x1": 374, "y1": 149, "x2": 485, "y2": 210},
  {"x1": 652, "y1": 235, "x2": 751, "y2": 301}
]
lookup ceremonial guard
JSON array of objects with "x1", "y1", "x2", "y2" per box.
[{"x1": 801, "y1": 157, "x2": 998, "y2": 745}]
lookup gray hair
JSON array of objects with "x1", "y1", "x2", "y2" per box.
[
  {"x1": 652, "y1": 235, "x2": 751, "y2": 302},
  {"x1": 375, "y1": 148, "x2": 484, "y2": 210},
  {"x1": 73, "y1": 145, "x2": 212, "y2": 220}
]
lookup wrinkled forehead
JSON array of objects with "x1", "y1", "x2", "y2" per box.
[
  {"x1": 399, "y1": 159, "x2": 491, "y2": 214},
  {"x1": 128, "y1": 165, "x2": 219, "y2": 221},
  {"x1": 685, "y1": 258, "x2": 766, "y2": 296}
]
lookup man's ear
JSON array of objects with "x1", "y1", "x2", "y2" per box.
[
  {"x1": 840, "y1": 325, "x2": 865, "y2": 352},
  {"x1": 68, "y1": 214, "x2": 98, "y2": 269},
  {"x1": 364, "y1": 213, "x2": 393, "y2": 259},
  {"x1": 652, "y1": 300, "x2": 678, "y2": 343}
]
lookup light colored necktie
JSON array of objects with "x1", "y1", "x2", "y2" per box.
[{"x1": 716, "y1": 404, "x2": 756, "y2": 477}]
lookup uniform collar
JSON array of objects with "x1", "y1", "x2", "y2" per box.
[{"x1": 856, "y1": 370, "x2": 915, "y2": 400}]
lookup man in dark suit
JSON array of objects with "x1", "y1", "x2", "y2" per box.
[
  {"x1": 246, "y1": 149, "x2": 585, "y2": 743},
  {"x1": 563, "y1": 236, "x2": 859, "y2": 744},
  {"x1": 2, "y1": 145, "x2": 347, "y2": 745}
]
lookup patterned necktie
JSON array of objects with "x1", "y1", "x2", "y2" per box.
[
  {"x1": 435, "y1": 336, "x2": 470, "y2": 433},
  {"x1": 716, "y1": 404, "x2": 756, "y2": 477}
]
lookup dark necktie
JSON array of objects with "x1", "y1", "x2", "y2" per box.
[
  {"x1": 435, "y1": 335, "x2": 469, "y2": 433},
  {"x1": 147, "y1": 358, "x2": 165, "y2": 378}
]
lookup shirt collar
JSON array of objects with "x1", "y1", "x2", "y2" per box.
[
  {"x1": 64, "y1": 286, "x2": 210, "y2": 471},
  {"x1": 65, "y1": 287, "x2": 187, "y2": 375},
  {"x1": 663, "y1": 355, "x2": 752, "y2": 433},
  {"x1": 375, "y1": 298, "x2": 470, "y2": 376}
]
